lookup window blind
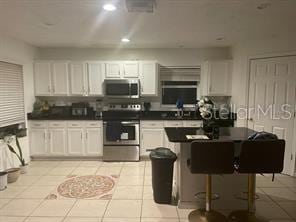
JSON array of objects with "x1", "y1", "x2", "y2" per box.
[
  {"x1": 0, "y1": 61, "x2": 25, "y2": 127},
  {"x1": 160, "y1": 66, "x2": 201, "y2": 81}
]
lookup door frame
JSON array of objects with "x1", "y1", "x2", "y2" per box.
[{"x1": 246, "y1": 51, "x2": 296, "y2": 176}]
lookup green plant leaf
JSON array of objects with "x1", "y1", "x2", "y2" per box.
[{"x1": 15, "y1": 136, "x2": 23, "y2": 161}]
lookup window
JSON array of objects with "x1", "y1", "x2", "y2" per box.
[
  {"x1": 160, "y1": 66, "x2": 200, "y2": 106},
  {"x1": 0, "y1": 61, "x2": 25, "y2": 127}
]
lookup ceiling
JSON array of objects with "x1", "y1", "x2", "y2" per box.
[{"x1": 0, "y1": 0, "x2": 296, "y2": 48}]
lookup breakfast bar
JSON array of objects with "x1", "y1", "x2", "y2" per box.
[{"x1": 165, "y1": 127, "x2": 256, "y2": 210}]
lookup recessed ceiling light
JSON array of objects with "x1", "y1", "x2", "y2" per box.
[
  {"x1": 103, "y1": 4, "x2": 116, "y2": 11},
  {"x1": 216, "y1": 37, "x2": 224, "y2": 41},
  {"x1": 121, "y1": 38, "x2": 130, "y2": 43}
]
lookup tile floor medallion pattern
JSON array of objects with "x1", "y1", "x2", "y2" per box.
[
  {"x1": 57, "y1": 175, "x2": 115, "y2": 199},
  {"x1": 0, "y1": 160, "x2": 295, "y2": 222}
]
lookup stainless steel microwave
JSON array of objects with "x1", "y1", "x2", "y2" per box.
[{"x1": 104, "y1": 79, "x2": 140, "y2": 98}]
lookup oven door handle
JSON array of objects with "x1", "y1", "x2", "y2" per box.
[{"x1": 103, "y1": 121, "x2": 138, "y2": 126}]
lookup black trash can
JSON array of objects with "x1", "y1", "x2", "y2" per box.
[{"x1": 149, "y1": 147, "x2": 177, "y2": 204}]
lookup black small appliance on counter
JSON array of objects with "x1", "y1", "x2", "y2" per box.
[{"x1": 71, "y1": 102, "x2": 93, "y2": 117}]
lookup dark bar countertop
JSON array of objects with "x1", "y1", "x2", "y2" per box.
[{"x1": 164, "y1": 127, "x2": 255, "y2": 143}]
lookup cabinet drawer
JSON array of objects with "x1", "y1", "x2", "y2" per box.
[
  {"x1": 164, "y1": 121, "x2": 183, "y2": 127},
  {"x1": 67, "y1": 121, "x2": 85, "y2": 128},
  {"x1": 141, "y1": 121, "x2": 164, "y2": 128},
  {"x1": 29, "y1": 121, "x2": 48, "y2": 128},
  {"x1": 85, "y1": 121, "x2": 102, "y2": 128},
  {"x1": 48, "y1": 121, "x2": 67, "y2": 128},
  {"x1": 183, "y1": 121, "x2": 202, "y2": 127}
]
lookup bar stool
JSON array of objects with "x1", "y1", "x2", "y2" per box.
[
  {"x1": 229, "y1": 139, "x2": 285, "y2": 222},
  {"x1": 187, "y1": 141, "x2": 235, "y2": 222}
]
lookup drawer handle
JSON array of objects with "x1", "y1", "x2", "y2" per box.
[
  {"x1": 34, "y1": 124, "x2": 41, "y2": 126},
  {"x1": 71, "y1": 124, "x2": 78, "y2": 126}
]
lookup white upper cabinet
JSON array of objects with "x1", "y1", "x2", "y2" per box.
[
  {"x1": 34, "y1": 62, "x2": 52, "y2": 96},
  {"x1": 87, "y1": 62, "x2": 104, "y2": 96},
  {"x1": 105, "y1": 62, "x2": 122, "y2": 78},
  {"x1": 51, "y1": 62, "x2": 69, "y2": 96},
  {"x1": 139, "y1": 61, "x2": 159, "y2": 96},
  {"x1": 201, "y1": 60, "x2": 232, "y2": 96},
  {"x1": 123, "y1": 61, "x2": 139, "y2": 78},
  {"x1": 69, "y1": 62, "x2": 86, "y2": 95}
]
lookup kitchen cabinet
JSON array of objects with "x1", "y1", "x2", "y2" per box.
[
  {"x1": 29, "y1": 128, "x2": 48, "y2": 155},
  {"x1": 67, "y1": 128, "x2": 85, "y2": 155},
  {"x1": 87, "y1": 62, "x2": 105, "y2": 96},
  {"x1": 69, "y1": 62, "x2": 86, "y2": 96},
  {"x1": 85, "y1": 128, "x2": 103, "y2": 156},
  {"x1": 51, "y1": 62, "x2": 69, "y2": 96},
  {"x1": 201, "y1": 60, "x2": 232, "y2": 96},
  {"x1": 49, "y1": 128, "x2": 67, "y2": 155},
  {"x1": 139, "y1": 61, "x2": 158, "y2": 96},
  {"x1": 105, "y1": 61, "x2": 139, "y2": 79},
  {"x1": 105, "y1": 62, "x2": 122, "y2": 78},
  {"x1": 140, "y1": 121, "x2": 165, "y2": 157},
  {"x1": 29, "y1": 120, "x2": 103, "y2": 157},
  {"x1": 34, "y1": 61, "x2": 69, "y2": 96},
  {"x1": 34, "y1": 62, "x2": 52, "y2": 96}
]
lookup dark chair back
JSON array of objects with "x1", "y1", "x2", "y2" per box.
[
  {"x1": 189, "y1": 141, "x2": 235, "y2": 174},
  {"x1": 238, "y1": 140, "x2": 285, "y2": 174}
]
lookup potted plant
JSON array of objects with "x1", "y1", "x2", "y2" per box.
[
  {"x1": 0, "y1": 171, "x2": 8, "y2": 191},
  {"x1": 6, "y1": 135, "x2": 28, "y2": 174}
]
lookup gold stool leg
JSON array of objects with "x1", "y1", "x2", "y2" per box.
[
  {"x1": 228, "y1": 174, "x2": 268, "y2": 222},
  {"x1": 189, "y1": 175, "x2": 228, "y2": 222}
]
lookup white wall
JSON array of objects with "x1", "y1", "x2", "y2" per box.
[
  {"x1": 38, "y1": 47, "x2": 231, "y2": 66},
  {"x1": 0, "y1": 34, "x2": 37, "y2": 169},
  {"x1": 231, "y1": 37, "x2": 296, "y2": 127}
]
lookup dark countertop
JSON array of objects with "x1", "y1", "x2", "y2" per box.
[
  {"x1": 27, "y1": 110, "x2": 236, "y2": 122},
  {"x1": 164, "y1": 127, "x2": 255, "y2": 143}
]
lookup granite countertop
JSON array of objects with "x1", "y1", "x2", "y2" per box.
[
  {"x1": 27, "y1": 113, "x2": 101, "y2": 121},
  {"x1": 164, "y1": 127, "x2": 255, "y2": 143}
]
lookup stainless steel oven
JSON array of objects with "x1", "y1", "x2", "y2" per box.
[
  {"x1": 102, "y1": 103, "x2": 141, "y2": 161},
  {"x1": 104, "y1": 79, "x2": 140, "y2": 99}
]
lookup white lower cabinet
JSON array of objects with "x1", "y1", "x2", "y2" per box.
[
  {"x1": 29, "y1": 129, "x2": 48, "y2": 155},
  {"x1": 49, "y1": 128, "x2": 67, "y2": 156},
  {"x1": 141, "y1": 128, "x2": 165, "y2": 157},
  {"x1": 67, "y1": 128, "x2": 85, "y2": 156},
  {"x1": 85, "y1": 128, "x2": 103, "y2": 156},
  {"x1": 29, "y1": 121, "x2": 102, "y2": 157}
]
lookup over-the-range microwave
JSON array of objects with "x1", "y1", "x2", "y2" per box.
[{"x1": 104, "y1": 79, "x2": 140, "y2": 98}]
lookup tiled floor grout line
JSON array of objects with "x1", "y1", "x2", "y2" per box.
[
  {"x1": 139, "y1": 161, "x2": 147, "y2": 221},
  {"x1": 60, "y1": 198, "x2": 78, "y2": 221},
  {"x1": 259, "y1": 185, "x2": 295, "y2": 220}
]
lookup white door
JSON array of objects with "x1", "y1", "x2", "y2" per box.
[
  {"x1": 141, "y1": 128, "x2": 164, "y2": 156},
  {"x1": 69, "y1": 62, "x2": 86, "y2": 95},
  {"x1": 123, "y1": 62, "x2": 139, "y2": 78},
  {"x1": 30, "y1": 129, "x2": 48, "y2": 155},
  {"x1": 208, "y1": 60, "x2": 231, "y2": 96},
  {"x1": 34, "y1": 62, "x2": 51, "y2": 96},
  {"x1": 68, "y1": 128, "x2": 85, "y2": 155},
  {"x1": 248, "y1": 56, "x2": 296, "y2": 175},
  {"x1": 85, "y1": 128, "x2": 102, "y2": 156},
  {"x1": 48, "y1": 129, "x2": 67, "y2": 156},
  {"x1": 105, "y1": 62, "x2": 122, "y2": 78},
  {"x1": 140, "y1": 62, "x2": 158, "y2": 96},
  {"x1": 87, "y1": 62, "x2": 104, "y2": 96},
  {"x1": 51, "y1": 62, "x2": 69, "y2": 96}
]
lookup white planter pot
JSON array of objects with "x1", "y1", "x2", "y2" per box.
[
  {"x1": 20, "y1": 164, "x2": 28, "y2": 174},
  {"x1": 0, "y1": 172, "x2": 8, "y2": 191}
]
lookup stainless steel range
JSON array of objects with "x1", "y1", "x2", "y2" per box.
[{"x1": 103, "y1": 103, "x2": 141, "y2": 161}]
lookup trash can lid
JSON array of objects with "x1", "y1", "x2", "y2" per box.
[{"x1": 149, "y1": 147, "x2": 177, "y2": 159}]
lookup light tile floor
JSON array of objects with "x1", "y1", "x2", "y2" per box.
[{"x1": 0, "y1": 160, "x2": 295, "y2": 222}]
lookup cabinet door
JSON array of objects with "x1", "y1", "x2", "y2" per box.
[
  {"x1": 140, "y1": 62, "x2": 158, "y2": 96},
  {"x1": 141, "y1": 128, "x2": 164, "y2": 156},
  {"x1": 123, "y1": 62, "x2": 139, "y2": 78},
  {"x1": 87, "y1": 62, "x2": 104, "y2": 96},
  {"x1": 85, "y1": 128, "x2": 102, "y2": 156},
  {"x1": 67, "y1": 128, "x2": 85, "y2": 155},
  {"x1": 208, "y1": 60, "x2": 231, "y2": 96},
  {"x1": 105, "y1": 62, "x2": 122, "y2": 78},
  {"x1": 52, "y1": 62, "x2": 69, "y2": 95},
  {"x1": 69, "y1": 62, "x2": 86, "y2": 95},
  {"x1": 34, "y1": 62, "x2": 51, "y2": 96},
  {"x1": 48, "y1": 128, "x2": 67, "y2": 156},
  {"x1": 30, "y1": 129, "x2": 48, "y2": 155}
]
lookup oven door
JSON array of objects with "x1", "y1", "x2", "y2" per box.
[{"x1": 103, "y1": 121, "x2": 139, "y2": 145}]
